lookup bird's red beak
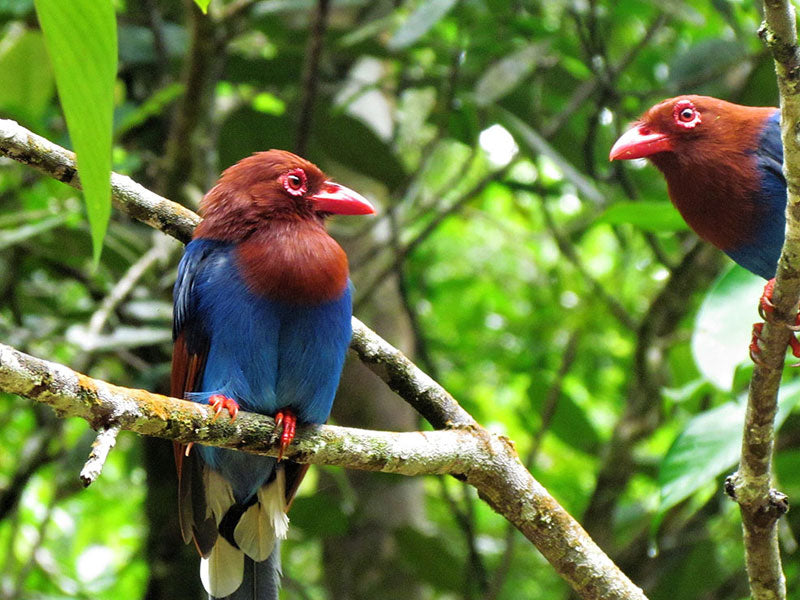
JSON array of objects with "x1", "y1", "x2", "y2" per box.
[
  {"x1": 609, "y1": 125, "x2": 673, "y2": 161},
  {"x1": 309, "y1": 181, "x2": 376, "y2": 215}
]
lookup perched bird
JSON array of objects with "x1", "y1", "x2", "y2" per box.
[
  {"x1": 171, "y1": 150, "x2": 375, "y2": 599},
  {"x1": 610, "y1": 95, "x2": 784, "y2": 279},
  {"x1": 609, "y1": 95, "x2": 798, "y2": 358}
]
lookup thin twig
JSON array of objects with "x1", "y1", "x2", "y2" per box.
[
  {"x1": 355, "y1": 160, "x2": 517, "y2": 309},
  {"x1": 536, "y1": 197, "x2": 637, "y2": 330},
  {"x1": 79, "y1": 424, "x2": 122, "y2": 487},
  {"x1": 86, "y1": 235, "x2": 177, "y2": 338}
]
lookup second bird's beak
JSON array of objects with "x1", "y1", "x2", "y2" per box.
[
  {"x1": 309, "y1": 181, "x2": 376, "y2": 215},
  {"x1": 609, "y1": 125, "x2": 673, "y2": 161}
]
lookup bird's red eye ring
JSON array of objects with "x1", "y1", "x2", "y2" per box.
[
  {"x1": 673, "y1": 100, "x2": 701, "y2": 129},
  {"x1": 282, "y1": 168, "x2": 308, "y2": 196}
]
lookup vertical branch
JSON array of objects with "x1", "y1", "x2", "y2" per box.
[
  {"x1": 161, "y1": 0, "x2": 220, "y2": 202},
  {"x1": 295, "y1": 0, "x2": 331, "y2": 156},
  {"x1": 729, "y1": 2, "x2": 800, "y2": 598}
]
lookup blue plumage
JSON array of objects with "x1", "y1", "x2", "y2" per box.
[
  {"x1": 175, "y1": 238, "x2": 352, "y2": 502},
  {"x1": 727, "y1": 110, "x2": 786, "y2": 279}
]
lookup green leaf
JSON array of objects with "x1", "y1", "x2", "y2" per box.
[
  {"x1": 597, "y1": 201, "x2": 689, "y2": 232},
  {"x1": 0, "y1": 27, "x2": 54, "y2": 124},
  {"x1": 475, "y1": 43, "x2": 548, "y2": 106},
  {"x1": 193, "y1": 0, "x2": 210, "y2": 13},
  {"x1": 34, "y1": 0, "x2": 117, "y2": 262},
  {"x1": 115, "y1": 83, "x2": 184, "y2": 137},
  {"x1": 387, "y1": 0, "x2": 458, "y2": 51},
  {"x1": 526, "y1": 380, "x2": 600, "y2": 454},
  {"x1": 312, "y1": 112, "x2": 406, "y2": 189},
  {"x1": 692, "y1": 265, "x2": 763, "y2": 391},
  {"x1": 655, "y1": 380, "x2": 800, "y2": 527}
]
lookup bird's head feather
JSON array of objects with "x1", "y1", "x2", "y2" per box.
[{"x1": 195, "y1": 150, "x2": 374, "y2": 241}]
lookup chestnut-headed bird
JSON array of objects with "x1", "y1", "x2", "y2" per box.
[
  {"x1": 171, "y1": 150, "x2": 375, "y2": 599},
  {"x1": 610, "y1": 95, "x2": 796, "y2": 359}
]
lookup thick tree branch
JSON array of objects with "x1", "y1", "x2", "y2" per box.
[
  {"x1": 727, "y1": 3, "x2": 800, "y2": 599},
  {"x1": 0, "y1": 117, "x2": 649, "y2": 600}
]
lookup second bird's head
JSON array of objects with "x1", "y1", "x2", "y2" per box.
[{"x1": 609, "y1": 95, "x2": 769, "y2": 170}]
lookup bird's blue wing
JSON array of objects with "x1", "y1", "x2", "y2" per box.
[{"x1": 727, "y1": 110, "x2": 786, "y2": 279}]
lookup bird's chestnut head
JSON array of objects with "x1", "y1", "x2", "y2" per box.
[
  {"x1": 608, "y1": 95, "x2": 773, "y2": 166},
  {"x1": 196, "y1": 150, "x2": 375, "y2": 240}
]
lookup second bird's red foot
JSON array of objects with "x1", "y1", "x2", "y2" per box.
[
  {"x1": 751, "y1": 279, "x2": 800, "y2": 365},
  {"x1": 758, "y1": 278, "x2": 776, "y2": 320},
  {"x1": 274, "y1": 409, "x2": 297, "y2": 460},
  {"x1": 208, "y1": 394, "x2": 239, "y2": 421}
]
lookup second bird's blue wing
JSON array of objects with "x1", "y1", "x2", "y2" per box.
[{"x1": 728, "y1": 110, "x2": 786, "y2": 279}]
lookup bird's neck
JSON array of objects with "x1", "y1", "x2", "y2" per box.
[
  {"x1": 234, "y1": 220, "x2": 349, "y2": 305},
  {"x1": 653, "y1": 154, "x2": 767, "y2": 253}
]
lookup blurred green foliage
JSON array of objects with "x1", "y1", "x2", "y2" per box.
[{"x1": 0, "y1": 0, "x2": 798, "y2": 599}]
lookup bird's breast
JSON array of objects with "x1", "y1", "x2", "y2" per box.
[{"x1": 236, "y1": 223, "x2": 350, "y2": 305}]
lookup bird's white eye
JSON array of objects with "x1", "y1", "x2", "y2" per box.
[
  {"x1": 673, "y1": 100, "x2": 701, "y2": 129},
  {"x1": 283, "y1": 168, "x2": 307, "y2": 196}
]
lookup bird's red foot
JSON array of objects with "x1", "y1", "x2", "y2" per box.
[
  {"x1": 274, "y1": 409, "x2": 297, "y2": 460},
  {"x1": 208, "y1": 394, "x2": 239, "y2": 421},
  {"x1": 750, "y1": 321, "x2": 800, "y2": 366},
  {"x1": 758, "y1": 278, "x2": 776, "y2": 320}
]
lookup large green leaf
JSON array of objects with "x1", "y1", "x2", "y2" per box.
[
  {"x1": 691, "y1": 265, "x2": 764, "y2": 390},
  {"x1": 387, "y1": 0, "x2": 458, "y2": 51},
  {"x1": 34, "y1": 0, "x2": 117, "y2": 262},
  {"x1": 655, "y1": 380, "x2": 800, "y2": 528},
  {"x1": 193, "y1": 0, "x2": 210, "y2": 13},
  {"x1": 597, "y1": 201, "x2": 689, "y2": 232}
]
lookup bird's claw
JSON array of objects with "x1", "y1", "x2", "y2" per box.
[
  {"x1": 750, "y1": 323, "x2": 767, "y2": 367},
  {"x1": 758, "y1": 279, "x2": 776, "y2": 321},
  {"x1": 274, "y1": 409, "x2": 297, "y2": 461},
  {"x1": 208, "y1": 394, "x2": 239, "y2": 422},
  {"x1": 752, "y1": 279, "x2": 800, "y2": 366}
]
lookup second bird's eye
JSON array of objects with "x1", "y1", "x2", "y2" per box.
[
  {"x1": 672, "y1": 101, "x2": 700, "y2": 129},
  {"x1": 288, "y1": 175, "x2": 302, "y2": 188}
]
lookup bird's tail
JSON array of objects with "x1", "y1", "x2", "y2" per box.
[
  {"x1": 209, "y1": 544, "x2": 281, "y2": 600},
  {"x1": 200, "y1": 468, "x2": 289, "y2": 599}
]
